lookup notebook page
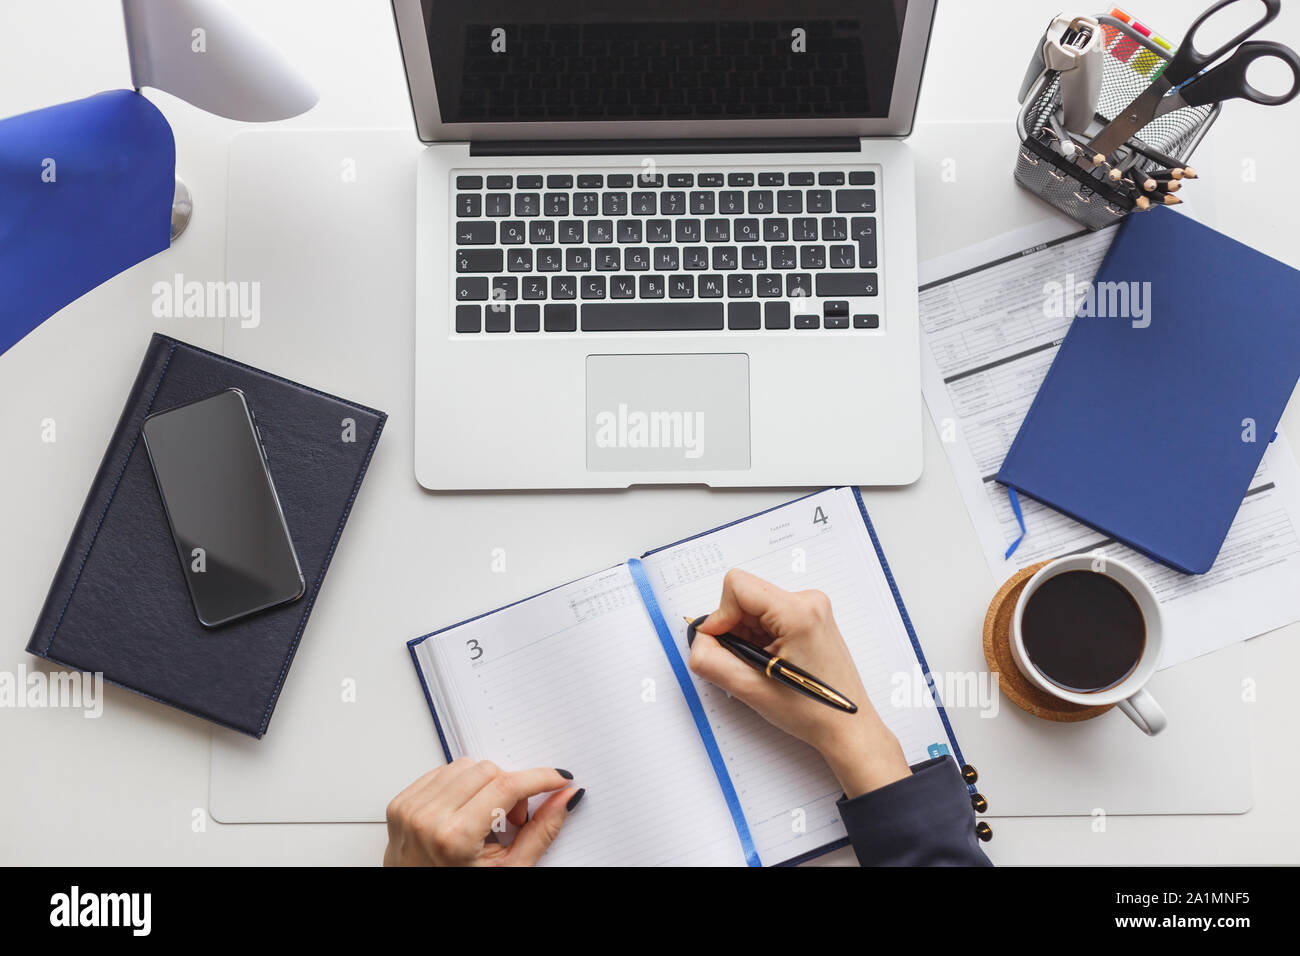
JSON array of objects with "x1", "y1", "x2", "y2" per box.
[
  {"x1": 413, "y1": 564, "x2": 747, "y2": 867},
  {"x1": 640, "y1": 487, "x2": 952, "y2": 864}
]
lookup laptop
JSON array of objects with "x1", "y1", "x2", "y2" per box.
[{"x1": 392, "y1": 1, "x2": 935, "y2": 489}]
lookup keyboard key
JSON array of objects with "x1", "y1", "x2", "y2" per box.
[
  {"x1": 683, "y1": 246, "x2": 708, "y2": 270},
  {"x1": 607, "y1": 174, "x2": 634, "y2": 188},
  {"x1": 757, "y1": 273, "x2": 782, "y2": 297},
  {"x1": 824, "y1": 316, "x2": 849, "y2": 329},
  {"x1": 824, "y1": 300, "x2": 848, "y2": 318},
  {"x1": 514, "y1": 193, "x2": 540, "y2": 216},
  {"x1": 485, "y1": 305, "x2": 511, "y2": 332},
  {"x1": 690, "y1": 191, "x2": 716, "y2": 215},
  {"x1": 727, "y1": 274, "x2": 753, "y2": 298},
  {"x1": 747, "y1": 190, "x2": 773, "y2": 214},
  {"x1": 632, "y1": 192, "x2": 657, "y2": 215},
  {"x1": 544, "y1": 193, "x2": 569, "y2": 216},
  {"x1": 661, "y1": 191, "x2": 686, "y2": 215},
  {"x1": 698, "y1": 173, "x2": 724, "y2": 186},
  {"x1": 792, "y1": 218, "x2": 818, "y2": 241},
  {"x1": 732, "y1": 219, "x2": 758, "y2": 243},
  {"x1": 816, "y1": 273, "x2": 878, "y2": 296},
  {"x1": 830, "y1": 245, "x2": 855, "y2": 269},
  {"x1": 759, "y1": 172, "x2": 784, "y2": 186},
  {"x1": 637, "y1": 172, "x2": 664, "y2": 187},
  {"x1": 456, "y1": 249, "x2": 502, "y2": 273},
  {"x1": 517, "y1": 175, "x2": 542, "y2": 189},
  {"x1": 544, "y1": 304, "x2": 577, "y2": 331},
  {"x1": 821, "y1": 217, "x2": 847, "y2": 241},
  {"x1": 854, "y1": 313, "x2": 880, "y2": 329},
  {"x1": 669, "y1": 274, "x2": 694, "y2": 298},
  {"x1": 581, "y1": 275, "x2": 606, "y2": 299},
  {"x1": 587, "y1": 220, "x2": 613, "y2": 244},
  {"x1": 712, "y1": 246, "x2": 738, "y2": 270},
  {"x1": 654, "y1": 247, "x2": 679, "y2": 270},
  {"x1": 456, "y1": 175, "x2": 483, "y2": 189},
  {"x1": 457, "y1": 194, "x2": 482, "y2": 217},
  {"x1": 530, "y1": 220, "x2": 555, "y2": 243},
  {"x1": 546, "y1": 174, "x2": 573, "y2": 189},
  {"x1": 455, "y1": 277, "x2": 488, "y2": 300},
  {"x1": 818, "y1": 171, "x2": 845, "y2": 185},
  {"x1": 647, "y1": 220, "x2": 673, "y2": 243},
  {"x1": 596, "y1": 248, "x2": 620, "y2": 271},
  {"x1": 601, "y1": 192, "x2": 628, "y2": 216},
  {"x1": 795, "y1": 313, "x2": 820, "y2": 329},
  {"x1": 788, "y1": 171, "x2": 814, "y2": 186},
  {"x1": 574, "y1": 192, "x2": 599, "y2": 215},
  {"x1": 668, "y1": 173, "x2": 694, "y2": 187},
  {"x1": 719, "y1": 191, "x2": 744, "y2": 214},
  {"x1": 772, "y1": 245, "x2": 797, "y2": 269},
  {"x1": 507, "y1": 248, "x2": 533, "y2": 272},
  {"x1": 537, "y1": 248, "x2": 562, "y2": 272},
  {"x1": 551, "y1": 276, "x2": 577, "y2": 299},
  {"x1": 698, "y1": 274, "x2": 724, "y2": 297},
  {"x1": 852, "y1": 217, "x2": 878, "y2": 268},
  {"x1": 625, "y1": 247, "x2": 650, "y2": 271},
  {"x1": 799, "y1": 245, "x2": 826, "y2": 270},
  {"x1": 559, "y1": 221, "x2": 584, "y2": 243},
  {"x1": 485, "y1": 194, "x2": 511, "y2": 216},
  {"x1": 836, "y1": 189, "x2": 876, "y2": 213},
  {"x1": 741, "y1": 246, "x2": 767, "y2": 269},
  {"x1": 581, "y1": 302, "x2": 723, "y2": 331},
  {"x1": 728, "y1": 301, "x2": 760, "y2": 329},
  {"x1": 675, "y1": 218, "x2": 701, "y2": 243},
  {"x1": 849, "y1": 171, "x2": 876, "y2": 185},
  {"x1": 515, "y1": 304, "x2": 541, "y2": 331},
  {"x1": 728, "y1": 172, "x2": 754, "y2": 186},
  {"x1": 786, "y1": 273, "x2": 812, "y2": 298},
  {"x1": 456, "y1": 221, "x2": 494, "y2": 244},
  {"x1": 577, "y1": 174, "x2": 603, "y2": 188},
  {"x1": 455, "y1": 305, "x2": 480, "y2": 332},
  {"x1": 617, "y1": 219, "x2": 642, "y2": 243},
  {"x1": 640, "y1": 275, "x2": 665, "y2": 298},
  {"x1": 807, "y1": 190, "x2": 832, "y2": 213},
  {"x1": 610, "y1": 275, "x2": 636, "y2": 298},
  {"x1": 491, "y1": 276, "x2": 518, "y2": 301},
  {"x1": 500, "y1": 221, "x2": 526, "y2": 244},
  {"x1": 486, "y1": 175, "x2": 513, "y2": 189},
  {"x1": 705, "y1": 219, "x2": 730, "y2": 242},
  {"x1": 566, "y1": 248, "x2": 592, "y2": 272},
  {"x1": 764, "y1": 301, "x2": 791, "y2": 329},
  {"x1": 777, "y1": 190, "x2": 803, "y2": 214},
  {"x1": 522, "y1": 276, "x2": 548, "y2": 299}
]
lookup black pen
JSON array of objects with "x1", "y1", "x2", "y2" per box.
[{"x1": 685, "y1": 615, "x2": 858, "y2": 714}]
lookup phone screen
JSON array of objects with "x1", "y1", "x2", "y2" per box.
[{"x1": 141, "y1": 388, "x2": 305, "y2": 628}]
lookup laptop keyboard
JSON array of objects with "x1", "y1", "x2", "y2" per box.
[{"x1": 452, "y1": 168, "x2": 880, "y2": 334}]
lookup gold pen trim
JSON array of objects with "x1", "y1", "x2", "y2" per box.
[{"x1": 774, "y1": 664, "x2": 855, "y2": 710}]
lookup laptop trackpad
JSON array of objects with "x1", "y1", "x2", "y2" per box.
[{"x1": 586, "y1": 354, "x2": 750, "y2": 472}]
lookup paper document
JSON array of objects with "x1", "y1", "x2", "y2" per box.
[{"x1": 919, "y1": 221, "x2": 1300, "y2": 669}]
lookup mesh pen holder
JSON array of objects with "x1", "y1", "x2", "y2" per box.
[{"x1": 1015, "y1": 14, "x2": 1221, "y2": 230}]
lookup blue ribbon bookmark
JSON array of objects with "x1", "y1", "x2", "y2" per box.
[
  {"x1": 1004, "y1": 487, "x2": 1028, "y2": 559},
  {"x1": 627, "y1": 558, "x2": 761, "y2": 867}
]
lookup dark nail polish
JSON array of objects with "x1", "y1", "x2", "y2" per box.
[
  {"x1": 566, "y1": 788, "x2": 586, "y2": 812},
  {"x1": 556, "y1": 768, "x2": 574, "y2": 780},
  {"x1": 687, "y1": 614, "x2": 709, "y2": 648}
]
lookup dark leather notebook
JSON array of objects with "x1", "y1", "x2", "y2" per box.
[{"x1": 26, "y1": 334, "x2": 386, "y2": 737}]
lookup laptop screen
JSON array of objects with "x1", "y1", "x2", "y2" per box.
[{"x1": 418, "y1": 1, "x2": 909, "y2": 125}]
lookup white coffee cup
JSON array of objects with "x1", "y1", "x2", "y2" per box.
[{"x1": 1011, "y1": 554, "x2": 1167, "y2": 736}]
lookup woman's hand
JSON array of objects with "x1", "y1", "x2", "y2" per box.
[
  {"x1": 688, "y1": 568, "x2": 911, "y2": 799},
  {"x1": 383, "y1": 759, "x2": 582, "y2": 866}
]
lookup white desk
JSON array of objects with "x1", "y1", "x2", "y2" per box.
[{"x1": 2, "y1": 0, "x2": 1299, "y2": 865}]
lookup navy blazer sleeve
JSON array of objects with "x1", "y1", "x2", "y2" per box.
[{"x1": 836, "y1": 756, "x2": 992, "y2": 866}]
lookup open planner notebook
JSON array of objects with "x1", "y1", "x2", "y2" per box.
[{"x1": 408, "y1": 488, "x2": 972, "y2": 866}]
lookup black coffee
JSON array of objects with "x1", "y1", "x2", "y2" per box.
[{"x1": 1021, "y1": 571, "x2": 1145, "y2": 693}]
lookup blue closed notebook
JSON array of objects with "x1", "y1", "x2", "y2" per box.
[{"x1": 998, "y1": 208, "x2": 1300, "y2": 575}]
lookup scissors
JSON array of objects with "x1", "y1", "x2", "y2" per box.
[{"x1": 1089, "y1": 0, "x2": 1300, "y2": 162}]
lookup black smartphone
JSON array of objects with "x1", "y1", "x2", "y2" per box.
[{"x1": 141, "y1": 388, "x2": 305, "y2": 628}]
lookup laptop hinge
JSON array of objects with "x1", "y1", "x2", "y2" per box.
[{"x1": 470, "y1": 137, "x2": 861, "y2": 157}]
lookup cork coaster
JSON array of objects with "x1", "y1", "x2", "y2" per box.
[{"x1": 983, "y1": 561, "x2": 1114, "y2": 722}]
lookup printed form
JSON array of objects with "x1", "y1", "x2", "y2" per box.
[{"x1": 919, "y1": 220, "x2": 1300, "y2": 669}]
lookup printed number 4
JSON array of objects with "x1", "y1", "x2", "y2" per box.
[
  {"x1": 813, "y1": 506, "x2": 829, "y2": 526},
  {"x1": 466, "y1": 639, "x2": 484, "y2": 662}
]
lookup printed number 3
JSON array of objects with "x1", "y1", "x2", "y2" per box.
[{"x1": 466, "y1": 639, "x2": 484, "y2": 661}]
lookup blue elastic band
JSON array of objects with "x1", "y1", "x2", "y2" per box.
[
  {"x1": 626, "y1": 558, "x2": 762, "y2": 867},
  {"x1": 1004, "y1": 487, "x2": 1027, "y2": 559}
]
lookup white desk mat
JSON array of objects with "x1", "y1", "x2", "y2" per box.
[{"x1": 212, "y1": 126, "x2": 1251, "y2": 823}]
